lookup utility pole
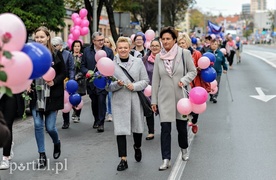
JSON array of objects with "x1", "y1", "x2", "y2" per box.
[
  {"x1": 158, "y1": 0, "x2": 161, "y2": 34},
  {"x1": 93, "y1": 0, "x2": 97, "y2": 32}
]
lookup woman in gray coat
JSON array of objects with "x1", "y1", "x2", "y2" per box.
[
  {"x1": 106, "y1": 37, "x2": 149, "y2": 171},
  {"x1": 151, "y1": 27, "x2": 197, "y2": 170}
]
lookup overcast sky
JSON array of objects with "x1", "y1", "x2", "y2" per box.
[{"x1": 194, "y1": 0, "x2": 276, "y2": 16}]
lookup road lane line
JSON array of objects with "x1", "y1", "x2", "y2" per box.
[
  {"x1": 168, "y1": 127, "x2": 195, "y2": 180},
  {"x1": 244, "y1": 51, "x2": 276, "y2": 68}
]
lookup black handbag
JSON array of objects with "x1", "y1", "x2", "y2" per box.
[{"x1": 120, "y1": 67, "x2": 153, "y2": 117}]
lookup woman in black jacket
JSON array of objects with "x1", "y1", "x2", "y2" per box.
[{"x1": 28, "y1": 26, "x2": 66, "y2": 169}]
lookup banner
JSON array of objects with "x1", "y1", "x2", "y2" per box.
[{"x1": 207, "y1": 20, "x2": 222, "y2": 34}]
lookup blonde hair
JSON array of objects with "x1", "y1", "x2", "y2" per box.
[
  {"x1": 116, "y1": 37, "x2": 131, "y2": 47},
  {"x1": 105, "y1": 36, "x2": 116, "y2": 54},
  {"x1": 34, "y1": 26, "x2": 54, "y2": 54},
  {"x1": 177, "y1": 33, "x2": 191, "y2": 47}
]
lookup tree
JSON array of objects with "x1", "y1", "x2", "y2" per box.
[
  {"x1": 0, "y1": 0, "x2": 66, "y2": 38},
  {"x1": 189, "y1": 9, "x2": 205, "y2": 31}
]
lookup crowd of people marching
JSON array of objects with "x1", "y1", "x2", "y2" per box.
[{"x1": 0, "y1": 26, "x2": 242, "y2": 172}]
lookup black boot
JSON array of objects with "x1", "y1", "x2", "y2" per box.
[
  {"x1": 53, "y1": 141, "x2": 61, "y2": 159},
  {"x1": 37, "y1": 152, "x2": 47, "y2": 169},
  {"x1": 133, "y1": 145, "x2": 142, "y2": 162}
]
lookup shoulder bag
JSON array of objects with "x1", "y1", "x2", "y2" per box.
[{"x1": 120, "y1": 67, "x2": 153, "y2": 117}]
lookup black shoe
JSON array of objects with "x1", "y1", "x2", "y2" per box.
[
  {"x1": 62, "y1": 123, "x2": 70, "y2": 129},
  {"x1": 133, "y1": 145, "x2": 142, "y2": 162},
  {"x1": 209, "y1": 97, "x2": 214, "y2": 102},
  {"x1": 212, "y1": 97, "x2": 217, "y2": 103},
  {"x1": 93, "y1": 123, "x2": 99, "y2": 129},
  {"x1": 117, "y1": 159, "x2": 128, "y2": 171},
  {"x1": 37, "y1": 153, "x2": 47, "y2": 169},
  {"x1": 53, "y1": 141, "x2": 61, "y2": 159},
  {"x1": 145, "y1": 135, "x2": 154, "y2": 140},
  {"x1": 97, "y1": 125, "x2": 104, "y2": 133}
]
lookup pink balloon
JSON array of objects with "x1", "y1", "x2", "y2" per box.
[
  {"x1": 71, "y1": 13, "x2": 79, "y2": 21},
  {"x1": 177, "y1": 98, "x2": 192, "y2": 115},
  {"x1": 72, "y1": 29, "x2": 80, "y2": 39},
  {"x1": 42, "y1": 67, "x2": 56, "y2": 81},
  {"x1": 144, "y1": 85, "x2": 152, "y2": 97},
  {"x1": 62, "y1": 103, "x2": 72, "y2": 113},
  {"x1": 9, "y1": 80, "x2": 33, "y2": 94},
  {"x1": 81, "y1": 19, "x2": 89, "y2": 28},
  {"x1": 68, "y1": 33, "x2": 73, "y2": 39},
  {"x1": 97, "y1": 57, "x2": 115, "y2": 76},
  {"x1": 2, "y1": 51, "x2": 33, "y2": 87},
  {"x1": 220, "y1": 48, "x2": 226, "y2": 55},
  {"x1": 74, "y1": 25, "x2": 81, "y2": 30},
  {"x1": 95, "y1": 50, "x2": 107, "y2": 62},
  {"x1": 211, "y1": 34, "x2": 216, "y2": 40},
  {"x1": 67, "y1": 39, "x2": 73, "y2": 49},
  {"x1": 210, "y1": 80, "x2": 218, "y2": 89},
  {"x1": 192, "y1": 102, "x2": 207, "y2": 114},
  {"x1": 145, "y1": 29, "x2": 155, "y2": 41},
  {"x1": 70, "y1": 26, "x2": 74, "y2": 33},
  {"x1": 144, "y1": 41, "x2": 151, "y2": 49},
  {"x1": 198, "y1": 56, "x2": 210, "y2": 69},
  {"x1": 79, "y1": 8, "x2": 88, "y2": 19},
  {"x1": 236, "y1": 36, "x2": 240, "y2": 41},
  {"x1": 209, "y1": 86, "x2": 218, "y2": 95},
  {"x1": 189, "y1": 87, "x2": 208, "y2": 105},
  {"x1": 64, "y1": 90, "x2": 69, "y2": 103},
  {"x1": 74, "y1": 17, "x2": 82, "y2": 26},
  {"x1": 130, "y1": 34, "x2": 135, "y2": 41},
  {"x1": 75, "y1": 100, "x2": 84, "y2": 110},
  {"x1": 0, "y1": 13, "x2": 27, "y2": 51},
  {"x1": 80, "y1": 27, "x2": 89, "y2": 36},
  {"x1": 78, "y1": 39, "x2": 83, "y2": 45}
]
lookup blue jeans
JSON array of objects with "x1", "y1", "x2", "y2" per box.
[
  {"x1": 32, "y1": 109, "x2": 59, "y2": 153},
  {"x1": 107, "y1": 92, "x2": 112, "y2": 114}
]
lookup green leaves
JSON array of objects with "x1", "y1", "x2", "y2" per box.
[
  {"x1": 0, "y1": 71, "x2": 7, "y2": 82},
  {"x1": 3, "y1": 51, "x2": 12, "y2": 59},
  {"x1": 0, "y1": 86, "x2": 12, "y2": 97}
]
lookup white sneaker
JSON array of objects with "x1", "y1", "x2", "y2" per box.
[
  {"x1": 73, "y1": 116, "x2": 80, "y2": 123},
  {"x1": 181, "y1": 148, "x2": 189, "y2": 161},
  {"x1": 106, "y1": 114, "x2": 112, "y2": 122},
  {"x1": 0, "y1": 159, "x2": 9, "y2": 170},
  {"x1": 9, "y1": 142, "x2": 14, "y2": 160},
  {"x1": 159, "y1": 159, "x2": 171, "y2": 171}
]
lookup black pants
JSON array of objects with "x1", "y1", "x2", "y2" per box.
[
  {"x1": 160, "y1": 120, "x2": 188, "y2": 160},
  {"x1": 227, "y1": 50, "x2": 236, "y2": 66},
  {"x1": 191, "y1": 113, "x2": 199, "y2": 124},
  {"x1": 146, "y1": 114, "x2": 154, "y2": 134},
  {"x1": 0, "y1": 95, "x2": 17, "y2": 156},
  {"x1": 89, "y1": 93, "x2": 107, "y2": 126},
  {"x1": 63, "y1": 108, "x2": 82, "y2": 123},
  {"x1": 117, "y1": 133, "x2": 142, "y2": 157}
]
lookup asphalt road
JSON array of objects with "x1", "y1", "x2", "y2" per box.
[{"x1": 1, "y1": 44, "x2": 276, "y2": 180}]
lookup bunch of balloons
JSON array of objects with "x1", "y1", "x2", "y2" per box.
[
  {"x1": 144, "y1": 29, "x2": 155, "y2": 49},
  {"x1": 68, "y1": 8, "x2": 90, "y2": 49},
  {"x1": 62, "y1": 80, "x2": 83, "y2": 113},
  {"x1": 199, "y1": 52, "x2": 217, "y2": 83},
  {"x1": 177, "y1": 87, "x2": 208, "y2": 115},
  {"x1": 85, "y1": 50, "x2": 115, "y2": 89},
  {"x1": 0, "y1": 13, "x2": 53, "y2": 94}
]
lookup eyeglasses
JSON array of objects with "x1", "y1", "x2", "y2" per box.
[
  {"x1": 94, "y1": 39, "x2": 104, "y2": 42},
  {"x1": 135, "y1": 39, "x2": 143, "y2": 41},
  {"x1": 150, "y1": 45, "x2": 160, "y2": 48}
]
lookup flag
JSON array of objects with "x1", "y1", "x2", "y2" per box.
[{"x1": 207, "y1": 20, "x2": 222, "y2": 34}]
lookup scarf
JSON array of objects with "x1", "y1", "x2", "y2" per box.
[
  {"x1": 35, "y1": 77, "x2": 50, "y2": 111},
  {"x1": 160, "y1": 43, "x2": 178, "y2": 77},
  {"x1": 148, "y1": 53, "x2": 155, "y2": 63}
]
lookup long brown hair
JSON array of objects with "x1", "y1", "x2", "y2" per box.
[{"x1": 34, "y1": 26, "x2": 54, "y2": 54}]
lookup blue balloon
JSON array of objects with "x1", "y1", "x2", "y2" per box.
[
  {"x1": 191, "y1": 37, "x2": 197, "y2": 44},
  {"x1": 22, "y1": 42, "x2": 52, "y2": 79},
  {"x1": 93, "y1": 77, "x2": 107, "y2": 89},
  {"x1": 201, "y1": 67, "x2": 217, "y2": 82},
  {"x1": 203, "y1": 52, "x2": 216, "y2": 63},
  {"x1": 69, "y1": 93, "x2": 82, "y2": 106},
  {"x1": 66, "y1": 80, "x2": 79, "y2": 94}
]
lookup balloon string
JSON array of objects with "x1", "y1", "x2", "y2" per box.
[{"x1": 181, "y1": 86, "x2": 189, "y2": 98}]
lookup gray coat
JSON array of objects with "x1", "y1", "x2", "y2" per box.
[
  {"x1": 151, "y1": 46, "x2": 197, "y2": 122},
  {"x1": 106, "y1": 54, "x2": 149, "y2": 135}
]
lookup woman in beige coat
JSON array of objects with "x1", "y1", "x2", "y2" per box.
[{"x1": 151, "y1": 27, "x2": 197, "y2": 170}]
